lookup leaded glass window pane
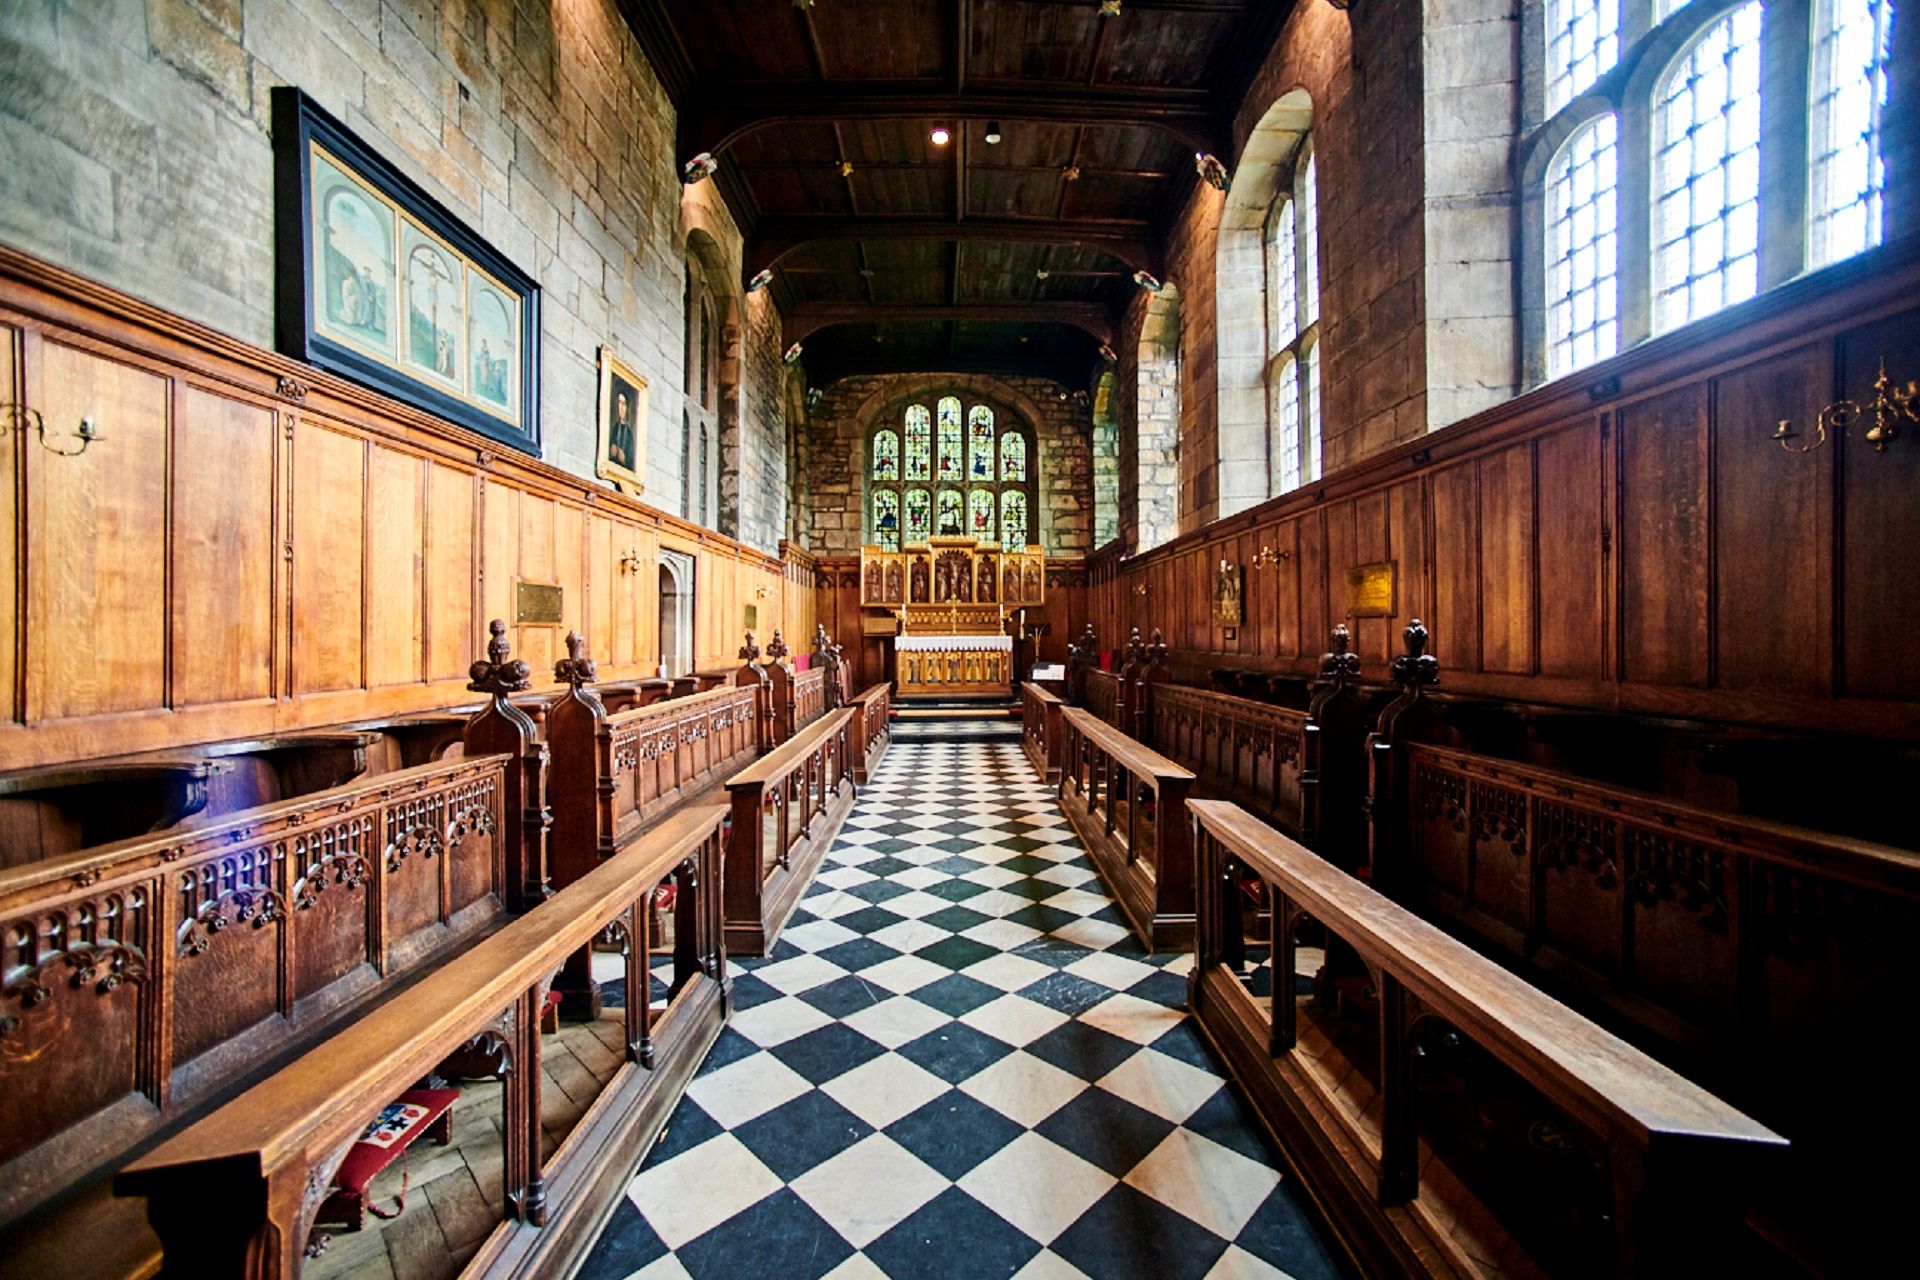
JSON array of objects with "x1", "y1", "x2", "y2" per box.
[
  {"x1": 1810, "y1": 0, "x2": 1890, "y2": 267},
  {"x1": 904, "y1": 488, "x2": 932, "y2": 542},
  {"x1": 1547, "y1": 113, "x2": 1620, "y2": 377},
  {"x1": 1305, "y1": 339, "x2": 1322, "y2": 484},
  {"x1": 872, "y1": 490, "x2": 900, "y2": 550},
  {"x1": 936, "y1": 397, "x2": 964, "y2": 481},
  {"x1": 1001, "y1": 490, "x2": 1029, "y2": 550},
  {"x1": 1297, "y1": 153, "x2": 1319, "y2": 330},
  {"x1": 1274, "y1": 354, "x2": 1301, "y2": 494},
  {"x1": 872, "y1": 428, "x2": 900, "y2": 481},
  {"x1": 968, "y1": 405, "x2": 996, "y2": 480},
  {"x1": 968, "y1": 489, "x2": 995, "y2": 540},
  {"x1": 936, "y1": 489, "x2": 963, "y2": 537},
  {"x1": 1546, "y1": 0, "x2": 1620, "y2": 113},
  {"x1": 1653, "y1": 3, "x2": 1763, "y2": 334},
  {"x1": 1267, "y1": 198, "x2": 1297, "y2": 354},
  {"x1": 904, "y1": 404, "x2": 931, "y2": 480},
  {"x1": 999, "y1": 431, "x2": 1027, "y2": 482}
]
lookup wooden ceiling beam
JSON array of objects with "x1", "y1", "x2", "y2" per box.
[
  {"x1": 746, "y1": 217, "x2": 1161, "y2": 285},
  {"x1": 802, "y1": 351, "x2": 1097, "y2": 391},
  {"x1": 681, "y1": 85, "x2": 1221, "y2": 166},
  {"x1": 785, "y1": 304, "x2": 1119, "y2": 348}
]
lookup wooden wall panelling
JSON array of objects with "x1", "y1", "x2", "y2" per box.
[
  {"x1": 1710, "y1": 344, "x2": 1831, "y2": 693},
  {"x1": 586, "y1": 513, "x2": 617, "y2": 669},
  {"x1": 1534, "y1": 421, "x2": 1604, "y2": 679},
  {"x1": 1429, "y1": 461, "x2": 1480, "y2": 675},
  {"x1": 1477, "y1": 442, "x2": 1535, "y2": 676},
  {"x1": 1836, "y1": 311, "x2": 1920, "y2": 700},
  {"x1": 425, "y1": 462, "x2": 476, "y2": 683},
  {"x1": 25, "y1": 334, "x2": 171, "y2": 721},
  {"x1": 0, "y1": 324, "x2": 15, "y2": 725},
  {"x1": 1616, "y1": 384, "x2": 1710, "y2": 688},
  {"x1": 172, "y1": 386, "x2": 276, "y2": 708},
  {"x1": 1385, "y1": 479, "x2": 1429, "y2": 662},
  {"x1": 1298, "y1": 509, "x2": 1328, "y2": 667},
  {"x1": 365, "y1": 443, "x2": 425, "y2": 689},
  {"x1": 290, "y1": 415, "x2": 366, "y2": 698}
]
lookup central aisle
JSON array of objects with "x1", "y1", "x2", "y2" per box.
[{"x1": 580, "y1": 727, "x2": 1346, "y2": 1280}]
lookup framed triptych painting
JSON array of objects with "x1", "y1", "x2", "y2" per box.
[{"x1": 271, "y1": 87, "x2": 542, "y2": 454}]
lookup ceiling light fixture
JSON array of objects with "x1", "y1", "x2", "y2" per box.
[
  {"x1": 1195, "y1": 152, "x2": 1231, "y2": 193},
  {"x1": 1061, "y1": 165, "x2": 1081, "y2": 182},
  {"x1": 793, "y1": 0, "x2": 814, "y2": 10},
  {"x1": 1098, "y1": 343, "x2": 1118, "y2": 364},
  {"x1": 930, "y1": 125, "x2": 952, "y2": 146},
  {"x1": 1099, "y1": 1, "x2": 1123, "y2": 16},
  {"x1": 985, "y1": 121, "x2": 1003, "y2": 145},
  {"x1": 1132, "y1": 270, "x2": 1164, "y2": 293},
  {"x1": 1035, "y1": 269, "x2": 1051, "y2": 280},
  {"x1": 839, "y1": 159, "x2": 854, "y2": 177},
  {"x1": 682, "y1": 152, "x2": 718, "y2": 184},
  {"x1": 746, "y1": 269, "x2": 774, "y2": 292},
  {"x1": 783, "y1": 342, "x2": 805, "y2": 364}
]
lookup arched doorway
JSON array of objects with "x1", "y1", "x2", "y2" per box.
[{"x1": 657, "y1": 552, "x2": 694, "y2": 679}]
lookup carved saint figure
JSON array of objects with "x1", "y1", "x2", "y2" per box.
[
  {"x1": 911, "y1": 557, "x2": 930, "y2": 603},
  {"x1": 885, "y1": 561, "x2": 903, "y2": 602},
  {"x1": 866, "y1": 561, "x2": 883, "y2": 601},
  {"x1": 978, "y1": 558, "x2": 997, "y2": 602}
]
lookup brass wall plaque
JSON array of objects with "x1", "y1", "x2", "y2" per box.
[
  {"x1": 744, "y1": 603, "x2": 759, "y2": 631},
  {"x1": 515, "y1": 580, "x2": 564, "y2": 625},
  {"x1": 1345, "y1": 560, "x2": 1398, "y2": 618}
]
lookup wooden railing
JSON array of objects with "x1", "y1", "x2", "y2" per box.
[
  {"x1": 1084, "y1": 666, "x2": 1121, "y2": 726},
  {"x1": 849, "y1": 682, "x2": 893, "y2": 784},
  {"x1": 1020, "y1": 682, "x2": 1066, "y2": 784},
  {"x1": 117, "y1": 801, "x2": 730, "y2": 1280},
  {"x1": 1057, "y1": 707, "x2": 1195, "y2": 950},
  {"x1": 1188, "y1": 798, "x2": 1786, "y2": 1280},
  {"x1": 0, "y1": 750, "x2": 515, "y2": 1229},
  {"x1": 723, "y1": 707, "x2": 859, "y2": 956},
  {"x1": 595, "y1": 684, "x2": 762, "y2": 845},
  {"x1": 1151, "y1": 684, "x2": 1313, "y2": 835}
]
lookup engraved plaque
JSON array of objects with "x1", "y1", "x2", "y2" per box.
[
  {"x1": 515, "y1": 580, "x2": 564, "y2": 625},
  {"x1": 743, "y1": 603, "x2": 759, "y2": 631},
  {"x1": 1345, "y1": 560, "x2": 1398, "y2": 617}
]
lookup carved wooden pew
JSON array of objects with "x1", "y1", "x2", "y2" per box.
[
  {"x1": 1020, "y1": 681, "x2": 1066, "y2": 784},
  {"x1": 723, "y1": 706, "x2": 859, "y2": 955},
  {"x1": 1188, "y1": 796, "x2": 1786, "y2": 1280},
  {"x1": 116, "y1": 800, "x2": 730, "y2": 1280},
  {"x1": 1057, "y1": 707, "x2": 1195, "y2": 950},
  {"x1": 849, "y1": 681, "x2": 893, "y2": 784}
]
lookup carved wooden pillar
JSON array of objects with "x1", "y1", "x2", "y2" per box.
[
  {"x1": 1366, "y1": 620, "x2": 1445, "y2": 897},
  {"x1": 1133, "y1": 628, "x2": 1168, "y2": 746},
  {"x1": 735, "y1": 630, "x2": 772, "y2": 753},
  {"x1": 463, "y1": 620, "x2": 550, "y2": 911},
  {"x1": 1304, "y1": 624, "x2": 1370, "y2": 868},
  {"x1": 546, "y1": 631, "x2": 606, "y2": 1019}
]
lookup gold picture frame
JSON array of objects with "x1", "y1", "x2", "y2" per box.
[
  {"x1": 596, "y1": 346, "x2": 648, "y2": 496},
  {"x1": 1214, "y1": 559, "x2": 1244, "y2": 626}
]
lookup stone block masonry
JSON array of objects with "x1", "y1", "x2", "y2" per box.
[{"x1": 0, "y1": 0, "x2": 788, "y2": 551}]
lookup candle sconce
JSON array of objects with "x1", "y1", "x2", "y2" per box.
[
  {"x1": 1251, "y1": 545, "x2": 1291, "y2": 569},
  {"x1": 1772, "y1": 358, "x2": 1916, "y2": 455},
  {"x1": 1131, "y1": 581, "x2": 1149, "y2": 597},
  {"x1": 3, "y1": 404, "x2": 105, "y2": 457},
  {"x1": 618, "y1": 549, "x2": 646, "y2": 575}
]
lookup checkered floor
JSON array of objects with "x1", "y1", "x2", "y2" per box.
[{"x1": 578, "y1": 732, "x2": 1347, "y2": 1280}]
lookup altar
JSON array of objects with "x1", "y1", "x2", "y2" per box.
[{"x1": 861, "y1": 536, "x2": 1045, "y2": 700}]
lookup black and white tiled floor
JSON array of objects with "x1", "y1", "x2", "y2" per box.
[{"x1": 578, "y1": 731, "x2": 1347, "y2": 1280}]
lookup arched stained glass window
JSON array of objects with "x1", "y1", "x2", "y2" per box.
[
  {"x1": 999, "y1": 432, "x2": 1026, "y2": 482},
  {"x1": 968, "y1": 405, "x2": 996, "y2": 480},
  {"x1": 904, "y1": 488, "x2": 932, "y2": 542},
  {"x1": 872, "y1": 490, "x2": 901, "y2": 551},
  {"x1": 968, "y1": 489, "x2": 995, "y2": 539},
  {"x1": 936, "y1": 489, "x2": 964, "y2": 537},
  {"x1": 904, "y1": 404, "x2": 931, "y2": 480},
  {"x1": 868, "y1": 396, "x2": 1036, "y2": 548},
  {"x1": 1000, "y1": 490, "x2": 1029, "y2": 549},
  {"x1": 872, "y1": 429, "x2": 900, "y2": 482},
  {"x1": 936, "y1": 397, "x2": 964, "y2": 481}
]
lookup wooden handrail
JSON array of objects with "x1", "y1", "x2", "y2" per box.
[
  {"x1": 1060, "y1": 707, "x2": 1193, "y2": 786},
  {"x1": 726, "y1": 706, "x2": 857, "y2": 788},
  {"x1": 1057, "y1": 707, "x2": 1194, "y2": 949},
  {"x1": 723, "y1": 707, "x2": 859, "y2": 955},
  {"x1": 1020, "y1": 682, "x2": 1065, "y2": 784},
  {"x1": 1190, "y1": 798, "x2": 1784, "y2": 1148}
]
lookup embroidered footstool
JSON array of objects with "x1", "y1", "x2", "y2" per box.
[{"x1": 317, "y1": 1087, "x2": 459, "y2": 1231}]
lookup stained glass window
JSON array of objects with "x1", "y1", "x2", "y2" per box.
[
  {"x1": 904, "y1": 404, "x2": 931, "y2": 480},
  {"x1": 1000, "y1": 490, "x2": 1029, "y2": 549},
  {"x1": 1810, "y1": 0, "x2": 1891, "y2": 268},
  {"x1": 1653, "y1": 3, "x2": 1762, "y2": 334},
  {"x1": 936, "y1": 489, "x2": 964, "y2": 536},
  {"x1": 872, "y1": 428, "x2": 900, "y2": 481},
  {"x1": 968, "y1": 489, "x2": 995, "y2": 539},
  {"x1": 999, "y1": 432, "x2": 1026, "y2": 482},
  {"x1": 968, "y1": 405, "x2": 996, "y2": 480},
  {"x1": 872, "y1": 490, "x2": 900, "y2": 550},
  {"x1": 904, "y1": 488, "x2": 932, "y2": 542},
  {"x1": 1547, "y1": 112, "x2": 1619, "y2": 377},
  {"x1": 936, "y1": 397, "x2": 963, "y2": 481}
]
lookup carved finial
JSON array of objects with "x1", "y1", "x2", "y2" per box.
[
  {"x1": 554, "y1": 630, "x2": 597, "y2": 689},
  {"x1": 469, "y1": 620, "x2": 532, "y2": 697},
  {"x1": 766, "y1": 629, "x2": 789, "y2": 661},
  {"x1": 1146, "y1": 627, "x2": 1168, "y2": 668},
  {"x1": 813, "y1": 623, "x2": 832, "y2": 654},
  {"x1": 739, "y1": 630, "x2": 761, "y2": 662},
  {"x1": 1320, "y1": 623, "x2": 1362, "y2": 685},
  {"x1": 1126, "y1": 627, "x2": 1146, "y2": 664},
  {"x1": 1389, "y1": 619, "x2": 1440, "y2": 693}
]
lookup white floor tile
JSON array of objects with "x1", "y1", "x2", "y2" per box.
[
  {"x1": 961, "y1": 952, "x2": 1056, "y2": 992},
  {"x1": 841, "y1": 995, "x2": 954, "y2": 1049},
  {"x1": 820, "y1": 1052, "x2": 951, "y2": 1129},
  {"x1": 1123, "y1": 1129, "x2": 1282, "y2": 1239},
  {"x1": 958, "y1": 1132, "x2": 1117, "y2": 1243},
  {"x1": 1095, "y1": 1046, "x2": 1225, "y2": 1124},
  {"x1": 730, "y1": 995, "x2": 836, "y2": 1048},
  {"x1": 859, "y1": 953, "x2": 952, "y2": 995},
  {"x1": 1078, "y1": 992, "x2": 1185, "y2": 1045},
  {"x1": 684, "y1": 1052, "x2": 813, "y2": 1129},
  {"x1": 1206, "y1": 1245, "x2": 1301, "y2": 1279},
  {"x1": 626, "y1": 1134, "x2": 783, "y2": 1248},
  {"x1": 789, "y1": 1134, "x2": 951, "y2": 1247},
  {"x1": 957, "y1": 1050, "x2": 1088, "y2": 1127},
  {"x1": 958, "y1": 993, "x2": 1070, "y2": 1047}
]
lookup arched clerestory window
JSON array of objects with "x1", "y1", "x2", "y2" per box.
[
  {"x1": 866, "y1": 395, "x2": 1037, "y2": 551},
  {"x1": 1265, "y1": 140, "x2": 1321, "y2": 495}
]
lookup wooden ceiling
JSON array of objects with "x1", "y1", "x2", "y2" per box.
[{"x1": 623, "y1": 0, "x2": 1293, "y2": 387}]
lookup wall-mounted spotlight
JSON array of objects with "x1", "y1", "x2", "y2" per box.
[
  {"x1": 746, "y1": 268, "x2": 774, "y2": 292},
  {"x1": 838, "y1": 159, "x2": 854, "y2": 177},
  {"x1": 985, "y1": 121, "x2": 1003, "y2": 145},
  {"x1": 1132, "y1": 270, "x2": 1164, "y2": 293},
  {"x1": 793, "y1": 0, "x2": 814, "y2": 9},
  {"x1": 930, "y1": 125, "x2": 952, "y2": 147},
  {"x1": 783, "y1": 342, "x2": 805, "y2": 364},
  {"x1": 1098, "y1": 344, "x2": 1118, "y2": 365},
  {"x1": 1195, "y1": 152, "x2": 1231, "y2": 193},
  {"x1": 806, "y1": 387, "x2": 824, "y2": 407},
  {"x1": 1035, "y1": 268, "x2": 1051, "y2": 281},
  {"x1": 1099, "y1": 0, "x2": 1123, "y2": 15},
  {"x1": 1061, "y1": 165, "x2": 1081, "y2": 182},
  {"x1": 682, "y1": 152, "x2": 718, "y2": 184}
]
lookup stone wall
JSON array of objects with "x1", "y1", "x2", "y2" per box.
[
  {"x1": 0, "y1": 0, "x2": 788, "y2": 549},
  {"x1": 799, "y1": 373, "x2": 1096, "y2": 559}
]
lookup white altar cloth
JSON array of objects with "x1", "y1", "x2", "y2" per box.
[{"x1": 895, "y1": 634, "x2": 1013, "y2": 653}]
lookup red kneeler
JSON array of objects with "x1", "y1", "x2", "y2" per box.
[{"x1": 317, "y1": 1088, "x2": 459, "y2": 1231}]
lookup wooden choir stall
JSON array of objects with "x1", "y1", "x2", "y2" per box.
[{"x1": 860, "y1": 537, "x2": 1045, "y2": 700}]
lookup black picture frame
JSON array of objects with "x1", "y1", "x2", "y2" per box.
[{"x1": 272, "y1": 87, "x2": 541, "y2": 455}]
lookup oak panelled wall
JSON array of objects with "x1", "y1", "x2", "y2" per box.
[
  {"x1": 0, "y1": 248, "x2": 814, "y2": 771},
  {"x1": 1089, "y1": 240, "x2": 1920, "y2": 739}
]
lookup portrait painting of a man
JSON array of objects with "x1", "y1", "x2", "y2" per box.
[{"x1": 597, "y1": 346, "x2": 648, "y2": 496}]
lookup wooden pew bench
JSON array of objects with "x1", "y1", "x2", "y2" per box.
[
  {"x1": 1188, "y1": 797, "x2": 1787, "y2": 1280},
  {"x1": 1057, "y1": 707, "x2": 1195, "y2": 951},
  {"x1": 116, "y1": 801, "x2": 732, "y2": 1280},
  {"x1": 724, "y1": 706, "x2": 859, "y2": 956}
]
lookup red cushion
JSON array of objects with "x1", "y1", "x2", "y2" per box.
[
  {"x1": 1099, "y1": 651, "x2": 1115, "y2": 671},
  {"x1": 794, "y1": 653, "x2": 811, "y2": 670},
  {"x1": 334, "y1": 1088, "x2": 459, "y2": 1194}
]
